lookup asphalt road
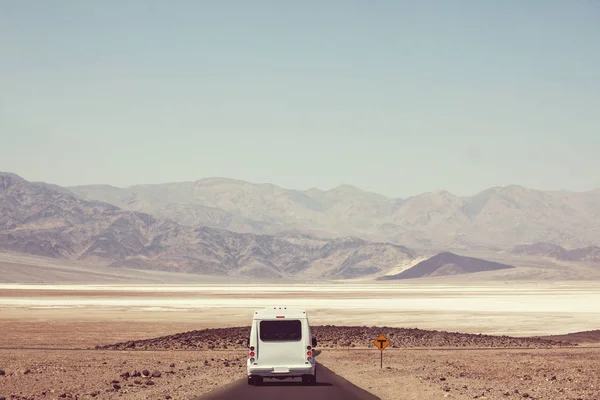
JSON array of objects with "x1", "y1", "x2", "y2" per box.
[{"x1": 194, "y1": 364, "x2": 380, "y2": 400}]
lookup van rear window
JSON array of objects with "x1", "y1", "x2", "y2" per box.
[{"x1": 259, "y1": 320, "x2": 302, "y2": 341}]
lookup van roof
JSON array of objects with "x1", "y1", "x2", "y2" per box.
[{"x1": 253, "y1": 306, "x2": 308, "y2": 319}]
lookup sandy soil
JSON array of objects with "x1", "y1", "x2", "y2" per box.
[
  {"x1": 318, "y1": 348, "x2": 600, "y2": 400},
  {"x1": 0, "y1": 320, "x2": 209, "y2": 349}
]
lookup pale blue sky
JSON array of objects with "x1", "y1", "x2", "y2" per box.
[{"x1": 1, "y1": 0, "x2": 599, "y2": 198}]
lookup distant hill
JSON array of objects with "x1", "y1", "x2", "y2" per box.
[
  {"x1": 378, "y1": 252, "x2": 515, "y2": 280},
  {"x1": 98, "y1": 325, "x2": 572, "y2": 351},
  {"x1": 537, "y1": 330, "x2": 600, "y2": 344},
  {"x1": 562, "y1": 246, "x2": 600, "y2": 263},
  {"x1": 0, "y1": 172, "x2": 415, "y2": 279},
  {"x1": 511, "y1": 242, "x2": 600, "y2": 263}
]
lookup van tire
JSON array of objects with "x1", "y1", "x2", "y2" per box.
[{"x1": 311, "y1": 366, "x2": 317, "y2": 385}]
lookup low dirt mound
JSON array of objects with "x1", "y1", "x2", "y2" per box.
[
  {"x1": 537, "y1": 329, "x2": 600, "y2": 344},
  {"x1": 95, "y1": 326, "x2": 573, "y2": 351},
  {"x1": 312, "y1": 326, "x2": 573, "y2": 348}
]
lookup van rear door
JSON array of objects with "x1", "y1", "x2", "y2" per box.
[{"x1": 257, "y1": 319, "x2": 307, "y2": 368}]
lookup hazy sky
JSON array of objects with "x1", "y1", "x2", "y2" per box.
[{"x1": 1, "y1": 1, "x2": 599, "y2": 198}]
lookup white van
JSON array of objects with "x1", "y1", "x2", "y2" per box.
[{"x1": 246, "y1": 306, "x2": 317, "y2": 385}]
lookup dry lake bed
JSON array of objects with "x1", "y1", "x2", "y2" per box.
[{"x1": 1, "y1": 281, "x2": 600, "y2": 343}]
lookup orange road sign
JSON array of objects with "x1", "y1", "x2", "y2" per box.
[{"x1": 373, "y1": 334, "x2": 390, "y2": 351}]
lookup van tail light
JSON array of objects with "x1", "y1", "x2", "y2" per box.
[
  {"x1": 250, "y1": 346, "x2": 255, "y2": 351},
  {"x1": 249, "y1": 352, "x2": 255, "y2": 357},
  {"x1": 307, "y1": 346, "x2": 312, "y2": 350},
  {"x1": 307, "y1": 351, "x2": 312, "y2": 357}
]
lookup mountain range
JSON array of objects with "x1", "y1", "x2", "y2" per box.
[
  {"x1": 511, "y1": 242, "x2": 600, "y2": 263},
  {"x1": 2, "y1": 171, "x2": 600, "y2": 280},
  {"x1": 0, "y1": 173, "x2": 415, "y2": 279},
  {"x1": 69, "y1": 178, "x2": 600, "y2": 250}
]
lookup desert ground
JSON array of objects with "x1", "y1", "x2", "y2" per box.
[
  {"x1": 2, "y1": 257, "x2": 600, "y2": 399},
  {"x1": 0, "y1": 319, "x2": 598, "y2": 400},
  {"x1": 318, "y1": 347, "x2": 600, "y2": 400}
]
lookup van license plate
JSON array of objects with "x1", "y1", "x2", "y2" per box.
[{"x1": 273, "y1": 367, "x2": 290, "y2": 373}]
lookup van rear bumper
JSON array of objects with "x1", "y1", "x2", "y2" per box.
[{"x1": 247, "y1": 364, "x2": 315, "y2": 378}]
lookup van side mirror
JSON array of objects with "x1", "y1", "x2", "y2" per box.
[{"x1": 312, "y1": 337, "x2": 317, "y2": 347}]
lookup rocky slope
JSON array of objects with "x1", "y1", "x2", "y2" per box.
[
  {"x1": 511, "y1": 242, "x2": 600, "y2": 263},
  {"x1": 96, "y1": 326, "x2": 573, "y2": 351},
  {"x1": 378, "y1": 252, "x2": 515, "y2": 280},
  {"x1": 0, "y1": 173, "x2": 414, "y2": 278},
  {"x1": 69, "y1": 180, "x2": 600, "y2": 251}
]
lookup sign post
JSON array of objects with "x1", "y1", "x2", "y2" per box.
[{"x1": 372, "y1": 334, "x2": 390, "y2": 368}]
